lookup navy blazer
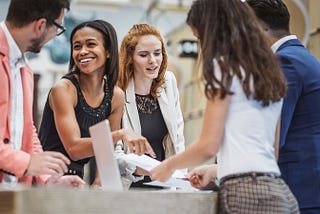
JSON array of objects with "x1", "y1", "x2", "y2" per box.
[{"x1": 277, "y1": 39, "x2": 320, "y2": 209}]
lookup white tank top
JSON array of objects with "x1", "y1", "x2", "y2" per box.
[{"x1": 216, "y1": 67, "x2": 282, "y2": 179}]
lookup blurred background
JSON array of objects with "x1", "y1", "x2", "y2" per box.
[{"x1": 1, "y1": 0, "x2": 320, "y2": 153}]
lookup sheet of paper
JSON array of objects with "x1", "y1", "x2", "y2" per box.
[
  {"x1": 144, "y1": 178, "x2": 197, "y2": 190},
  {"x1": 122, "y1": 154, "x2": 185, "y2": 178}
]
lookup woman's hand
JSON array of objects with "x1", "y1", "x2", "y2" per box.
[
  {"x1": 149, "y1": 159, "x2": 175, "y2": 182},
  {"x1": 186, "y1": 164, "x2": 217, "y2": 189},
  {"x1": 121, "y1": 129, "x2": 156, "y2": 158}
]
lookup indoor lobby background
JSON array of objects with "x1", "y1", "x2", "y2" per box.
[{"x1": 1, "y1": 0, "x2": 320, "y2": 152}]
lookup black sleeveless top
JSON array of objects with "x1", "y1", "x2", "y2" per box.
[
  {"x1": 136, "y1": 94, "x2": 168, "y2": 161},
  {"x1": 39, "y1": 74, "x2": 112, "y2": 178}
]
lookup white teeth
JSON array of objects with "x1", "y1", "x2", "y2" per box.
[{"x1": 80, "y1": 58, "x2": 92, "y2": 63}]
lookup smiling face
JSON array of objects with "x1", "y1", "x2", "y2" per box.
[
  {"x1": 71, "y1": 26, "x2": 109, "y2": 75},
  {"x1": 132, "y1": 35, "x2": 163, "y2": 82}
]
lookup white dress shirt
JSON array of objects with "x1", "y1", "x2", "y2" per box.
[{"x1": 271, "y1": 35, "x2": 298, "y2": 53}]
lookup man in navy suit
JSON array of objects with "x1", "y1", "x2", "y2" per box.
[{"x1": 247, "y1": 0, "x2": 320, "y2": 213}]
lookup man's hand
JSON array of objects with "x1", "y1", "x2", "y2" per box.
[
  {"x1": 25, "y1": 151, "x2": 70, "y2": 176},
  {"x1": 46, "y1": 175, "x2": 85, "y2": 188}
]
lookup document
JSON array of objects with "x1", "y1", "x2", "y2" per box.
[
  {"x1": 122, "y1": 154, "x2": 195, "y2": 189},
  {"x1": 144, "y1": 179, "x2": 196, "y2": 190},
  {"x1": 121, "y1": 154, "x2": 185, "y2": 178}
]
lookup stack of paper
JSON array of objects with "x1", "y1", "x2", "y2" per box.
[{"x1": 121, "y1": 154, "x2": 196, "y2": 190}]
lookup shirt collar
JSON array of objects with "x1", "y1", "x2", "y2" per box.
[
  {"x1": 0, "y1": 21, "x2": 26, "y2": 67},
  {"x1": 271, "y1": 35, "x2": 297, "y2": 53}
]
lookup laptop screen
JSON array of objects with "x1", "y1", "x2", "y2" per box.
[{"x1": 89, "y1": 119, "x2": 123, "y2": 191}]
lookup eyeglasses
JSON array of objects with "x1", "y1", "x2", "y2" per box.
[{"x1": 51, "y1": 20, "x2": 66, "y2": 36}]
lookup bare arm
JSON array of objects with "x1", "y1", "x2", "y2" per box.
[
  {"x1": 50, "y1": 80, "x2": 94, "y2": 161},
  {"x1": 274, "y1": 117, "x2": 281, "y2": 161},
  {"x1": 150, "y1": 93, "x2": 230, "y2": 182}
]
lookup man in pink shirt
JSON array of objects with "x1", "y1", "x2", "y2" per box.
[{"x1": 0, "y1": 0, "x2": 84, "y2": 187}]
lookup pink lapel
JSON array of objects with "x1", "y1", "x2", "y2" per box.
[
  {"x1": 0, "y1": 28, "x2": 12, "y2": 141},
  {"x1": 20, "y1": 66, "x2": 34, "y2": 152}
]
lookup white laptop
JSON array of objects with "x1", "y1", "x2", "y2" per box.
[{"x1": 89, "y1": 119, "x2": 123, "y2": 191}]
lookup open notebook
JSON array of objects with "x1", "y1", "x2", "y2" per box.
[{"x1": 89, "y1": 119, "x2": 123, "y2": 191}]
